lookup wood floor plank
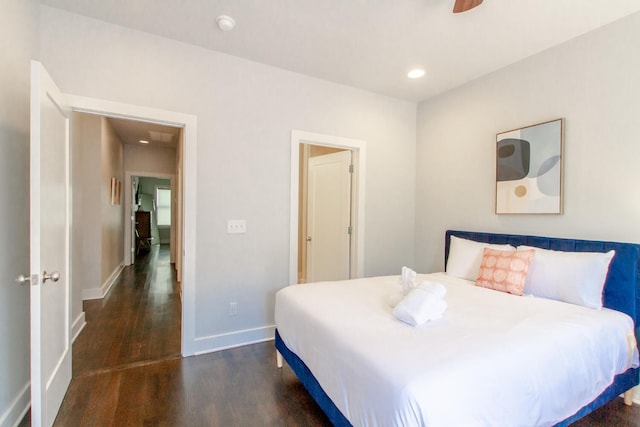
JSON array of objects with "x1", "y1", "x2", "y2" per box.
[{"x1": 19, "y1": 245, "x2": 640, "y2": 426}]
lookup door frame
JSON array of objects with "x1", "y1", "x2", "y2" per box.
[
  {"x1": 289, "y1": 130, "x2": 366, "y2": 285},
  {"x1": 67, "y1": 95, "x2": 198, "y2": 356}
]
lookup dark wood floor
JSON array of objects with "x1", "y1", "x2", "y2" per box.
[
  {"x1": 20, "y1": 245, "x2": 640, "y2": 426},
  {"x1": 71, "y1": 245, "x2": 182, "y2": 378}
]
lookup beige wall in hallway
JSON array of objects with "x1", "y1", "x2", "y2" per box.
[{"x1": 73, "y1": 113, "x2": 125, "y2": 301}]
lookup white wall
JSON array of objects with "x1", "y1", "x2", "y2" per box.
[
  {"x1": 76, "y1": 114, "x2": 102, "y2": 299},
  {"x1": 124, "y1": 144, "x2": 176, "y2": 175},
  {"x1": 100, "y1": 118, "x2": 124, "y2": 284},
  {"x1": 0, "y1": 1, "x2": 38, "y2": 425},
  {"x1": 40, "y1": 6, "x2": 417, "y2": 351},
  {"x1": 74, "y1": 113, "x2": 125, "y2": 299},
  {"x1": 415, "y1": 11, "x2": 640, "y2": 274}
]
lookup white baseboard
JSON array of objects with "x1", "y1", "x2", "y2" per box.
[
  {"x1": 71, "y1": 311, "x2": 86, "y2": 343},
  {"x1": 193, "y1": 325, "x2": 276, "y2": 355},
  {"x1": 82, "y1": 263, "x2": 124, "y2": 300},
  {"x1": 0, "y1": 382, "x2": 29, "y2": 427}
]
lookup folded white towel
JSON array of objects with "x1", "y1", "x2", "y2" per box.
[
  {"x1": 399, "y1": 266, "x2": 417, "y2": 296},
  {"x1": 393, "y1": 281, "x2": 447, "y2": 326},
  {"x1": 417, "y1": 280, "x2": 447, "y2": 299}
]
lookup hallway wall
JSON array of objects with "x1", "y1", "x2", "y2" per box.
[
  {"x1": 100, "y1": 118, "x2": 125, "y2": 285},
  {"x1": 125, "y1": 144, "x2": 176, "y2": 175},
  {"x1": 73, "y1": 113, "x2": 125, "y2": 301}
]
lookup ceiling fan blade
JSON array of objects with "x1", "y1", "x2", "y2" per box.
[{"x1": 453, "y1": 0, "x2": 483, "y2": 13}]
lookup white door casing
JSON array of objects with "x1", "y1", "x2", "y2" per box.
[
  {"x1": 30, "y1": 61, "x2": 72, "y2": 427},
  {"x1": 306, "y1": 151, "x2": 352, "y2": 282}
]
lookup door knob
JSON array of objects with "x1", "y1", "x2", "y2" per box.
[
  {"x1": 42, "y1": 271, "x2": 60, "y2": 283},
  {"x1": 16, "y1": 274, "x2": 31, "y2": 285},
  {"x1": 306, "y1": 236, "x2": 312, "y2": 242}
]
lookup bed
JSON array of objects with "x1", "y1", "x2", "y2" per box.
[{"x1": 274, "y1": 230, "x2": 640, "y2": 426}]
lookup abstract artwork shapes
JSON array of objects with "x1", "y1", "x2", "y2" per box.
[{"x1": 496, "y1": 118, "x2": 564, "y2": 214}]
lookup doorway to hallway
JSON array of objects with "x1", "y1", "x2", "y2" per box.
[
  {"x1": 132, "y1": 175, "x2": 173, "y2": 264},
  {"x1": 68, "y1": 94, "x2": 197, "y2": 357}
]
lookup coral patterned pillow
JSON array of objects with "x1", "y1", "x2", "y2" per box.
[{"x1": 475, "y1": 248, "x2": 534, "y2": 296}]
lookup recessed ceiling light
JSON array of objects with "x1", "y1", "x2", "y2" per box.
[
  {"x1": 407, "y1": 69, "x2": 426, "y2": 79},
  {"x1": 139, "y1": 140, "x2": 150, "y2": 144},
  {"x1": 216, "y1": 15, "x2": 236, "y2": 32}
]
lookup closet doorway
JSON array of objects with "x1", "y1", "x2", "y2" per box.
[
  {"x1": 289, "y1": 130, "x2": 366, "y2": 286},
  {"x1": 299, "y1": 145, "x2": 352, "y2": 283}
]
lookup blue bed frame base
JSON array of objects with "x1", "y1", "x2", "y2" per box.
[
  {"x1": 275, "y1": 230, "x2": 640, "y2": 426},
  {"x1": 275, "y1": 330, "x2": 351, "y2": 426}
]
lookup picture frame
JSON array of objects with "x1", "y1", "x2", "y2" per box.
[
  {"x1": 110, "y1": 177, "x2": 117, "y2": 205},
  {"x1": 116, "y1": 180, "x2": 122, "y2": 205},
  {"x1": 495, "y1": 118, "x2": 564, "y2": 214},
  {"x1": 110, "y1": 178, "x2": 122, "y2": 206}
]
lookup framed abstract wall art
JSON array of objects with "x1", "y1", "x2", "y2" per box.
[{"x1": 496, "y1": 118, "x2": 564, "y2": 214}]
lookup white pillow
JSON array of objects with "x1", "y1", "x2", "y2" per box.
[
  {"x1": 519, "y1": 246, "x2": 615, "y2": 309},
  {"x1": 446, "y1": 236, "x2": 515, "y2": 281}
]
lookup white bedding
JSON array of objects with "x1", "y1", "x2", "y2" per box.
[{"x1": 275, "y1": 273, "x2": 639, "y2": 427}]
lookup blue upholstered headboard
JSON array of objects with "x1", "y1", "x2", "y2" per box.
[{"x1": 445, "y1": 230, "x2": 640, "y2": 339}]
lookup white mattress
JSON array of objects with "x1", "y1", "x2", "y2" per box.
[{"x1": 275, "y1": 273, "x2": 639, "y2": 427}]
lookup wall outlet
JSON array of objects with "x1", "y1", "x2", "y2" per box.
[
  {"x1": 229, "y1": 302, "x2": 237, "y2": 316},
  {"x1": 227, "y1": 220, "x2": 246, "y2": 234}
]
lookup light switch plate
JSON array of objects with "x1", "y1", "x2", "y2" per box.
[{"x1": 227, "y1": 219, "x2": 246, "y2": 234}]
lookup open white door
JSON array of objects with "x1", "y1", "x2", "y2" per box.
[
  {"x1": 29, "y1": 61, "x2": 72, "y2": 427},
  {"x1": 306, "y1": 150, "x2": 352, "y2": 282}
]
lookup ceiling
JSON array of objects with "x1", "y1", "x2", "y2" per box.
[
  {"x1": 42, "y1": 0, "x2": 640, "y2": 102},
  {"x1": 107, "y1": 117, "x2": 181, "y2": 149}
]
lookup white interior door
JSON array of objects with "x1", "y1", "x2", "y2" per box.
[
  {"x1": 306, "y1": 150, "x2": 352, "y2": 282},
  {"x1": 29, "y1": 61, "x2": 72, "y2": 427}
]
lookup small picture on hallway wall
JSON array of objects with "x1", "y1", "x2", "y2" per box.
[
  {"x1": 110, "y1": 178, "x2": 122, "y2": 206},
  {"x1": 495, "y1": 118, "x2": 564, "y2": 214}
]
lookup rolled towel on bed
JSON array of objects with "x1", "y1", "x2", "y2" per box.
[
  {"x1": 389, "y1": 267, "x2": 417, "y2": 308},
  {"x1": 393, "y1": 281, "x2": 447, "y2": 326},
  {"x1": 399, "y1": 266, "x2": 417, "y2": 296}
]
